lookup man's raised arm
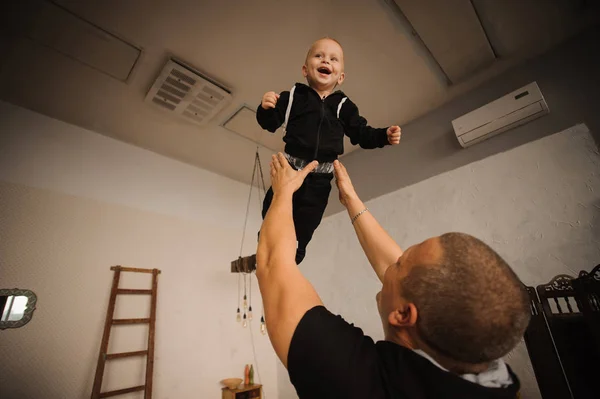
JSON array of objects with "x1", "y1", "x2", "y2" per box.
[
  {"x1": 333, "y1": 160, "x2": 403, "y2": 283},
  {"x1": 256, "y1": 153, "x2": 323, "y2": 368}
]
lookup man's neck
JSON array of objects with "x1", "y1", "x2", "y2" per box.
[
  {"x1": 420, "y1": 348, "x2": 490, "y2": 374},
  {"x1": 387, "y1": 334, "x2": 490, "y2": 375}
]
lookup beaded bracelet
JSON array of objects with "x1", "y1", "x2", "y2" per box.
[{"x1": 351, "y1": 208, "x2": 369, "y2": 225}]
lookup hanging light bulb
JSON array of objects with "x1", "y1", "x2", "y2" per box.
[
  {"x1": 242, "y1": 313, "x2": 248, "y2": 328},
  {"x1": 236, "y1": 308, "x2": 241, "y2": 322},
  {"x1": 248, "y1": 305, "x2": 253, "y2": 320},
  {"x1": 243, "y1": 294, "x2": 248, "y2": 310},
  {"x1": 260, "y1": 315, "x2": 266, "y2": 335}
]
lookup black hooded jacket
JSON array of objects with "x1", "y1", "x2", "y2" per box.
[{"x1": 256, "y1": 83, "x2": 389, "y2": 162}]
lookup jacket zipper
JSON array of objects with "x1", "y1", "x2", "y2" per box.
[{"x1": 314, "y1": 98, "x2": 325, "y2": 160}]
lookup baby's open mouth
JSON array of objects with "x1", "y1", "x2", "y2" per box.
[{"x1": 317, "y1": 67, "x2": 331, "y2": 75}]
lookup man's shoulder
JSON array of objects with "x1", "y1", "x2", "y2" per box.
[
  {"x1": 288, "y1": 307, "x2": 386, "y2": 399},
  {"x1": 375, "y1": 341, "x2": 522, "y2": 399},
  {"x1": 375, "y1": 340, "x2": 418, "y2": 364}
]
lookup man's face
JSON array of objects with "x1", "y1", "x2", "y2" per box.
[
  {"x1": 302, "y1": 39, "x2": 345, "y2": 91},
  {"x1": 376, "y1": 237, "x2": 442, "y2": 340}
]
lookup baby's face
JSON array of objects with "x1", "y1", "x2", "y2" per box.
[{"x1": 303, "y1": 39, "x2": 345, "y2": 91}]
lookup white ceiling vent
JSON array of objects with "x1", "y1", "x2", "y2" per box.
[{"x1": 145, "y1": 59, "x2": 232, "y2": 126}]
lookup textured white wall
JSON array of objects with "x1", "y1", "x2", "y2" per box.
[
  {"x1": 278, "y1": 124, "x2": 600, "y2": 399},
  {"x1": 0, "y1": 101, "x2": 277, "y2": 399}
]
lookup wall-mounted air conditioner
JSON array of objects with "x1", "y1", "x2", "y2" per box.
[{"x1": 452, "y1": 82, "x2": 549, "y2": 148}]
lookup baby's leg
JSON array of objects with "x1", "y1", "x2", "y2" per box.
[{"x1": 292, "y1": 172, "x2": 334, "y2": 264}]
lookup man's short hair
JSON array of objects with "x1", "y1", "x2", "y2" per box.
[{"x1": 401, "y1": 232, "x2": 531, "y2": 364}]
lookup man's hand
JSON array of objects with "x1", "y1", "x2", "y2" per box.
[
  {"x1": 333, "y1": 160, "x2": 359, "y2": 208},
  {"x1": 261, "y1": 91, "x2": 280, "y2": 110},
  {"x1": 270, "y1": 153, "x2": 318, "y2": 196},
  {"x1": 387, "y1": 126, "x2": 401, "y2": 145}
]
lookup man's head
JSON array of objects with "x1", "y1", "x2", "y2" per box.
[
  {"x1": 302, "y1": 38, "x2": 345, "y2": 93},
  {"x1": 377, "y1": 233, "x2": 530, "y2": 370}
]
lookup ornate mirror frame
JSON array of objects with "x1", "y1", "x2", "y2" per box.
[{"x1": 0, "y1": 288, "x2": 38, "y2": 330}]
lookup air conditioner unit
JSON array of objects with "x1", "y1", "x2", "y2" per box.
[{"x1": 452, "y1": 82, "x2": 549, "y2": 148}]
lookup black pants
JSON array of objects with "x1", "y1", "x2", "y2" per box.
[{"x1": 262, "y1": 172, "x2": 334, "y2": 264}]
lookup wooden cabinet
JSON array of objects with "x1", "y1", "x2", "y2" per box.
[
  {"x1": 524, "y1": 265, "x2": 600, "y2": 399},
  {"x1": 222, "y1": 384, "x2": 262, "y2": 399}
]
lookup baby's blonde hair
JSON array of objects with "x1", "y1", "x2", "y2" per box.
[{"x1": 305, "y1": 37, "x2": 344, "y2": 64}]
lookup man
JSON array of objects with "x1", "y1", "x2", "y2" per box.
[{"x1": 256, "y1": 153, "x2": 531, "y2": 398}]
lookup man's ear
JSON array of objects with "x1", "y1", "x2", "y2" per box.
[
  {"x1": 388, "y1": 303, "x2": 418, "y2": 327},
  {"x1": 337, "y1": 72, "x2": 345, "y2": 85}
]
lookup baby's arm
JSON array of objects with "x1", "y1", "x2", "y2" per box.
[
  {"x1": 340, "y1": 99, "x2": 400, "y2": 148},
  {"x1": 256, "y1": 90, "x2": 290, "y2": 133}
]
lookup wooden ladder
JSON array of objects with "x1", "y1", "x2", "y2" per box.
[{"x1": 91, "y1": 266, "x2": 161, "y2": 399}]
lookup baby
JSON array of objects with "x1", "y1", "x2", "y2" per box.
[{"x1": 257, "y1": 37, "x2": 401, "y2": 264}]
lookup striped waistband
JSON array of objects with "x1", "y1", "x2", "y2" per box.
[{"x1": 284, "y1": 153, "x2": 334, "y2": 174}]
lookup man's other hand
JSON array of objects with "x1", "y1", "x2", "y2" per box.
[{"x1": 333, "y1": 160, "x2": 359, "y2": 207}]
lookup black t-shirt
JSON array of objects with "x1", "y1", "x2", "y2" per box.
[{"x1": 288, "y1": 306, "x2": 521, "y2": 399}]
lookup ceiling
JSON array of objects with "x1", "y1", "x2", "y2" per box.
[{"x1": 1, "y1": 0, "x2": 598, "y2": 187}]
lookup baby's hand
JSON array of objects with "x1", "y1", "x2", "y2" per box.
[
  {"x1": 261, "y1": 91, "x2": 280, "y2": 110},
  {"x1": 387, "y1": 126, "x2": 401, "y2": 145}
]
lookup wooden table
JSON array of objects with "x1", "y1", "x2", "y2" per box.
[{"x1": 222, "y1": 384, "x2": 262, "y2": 399}]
